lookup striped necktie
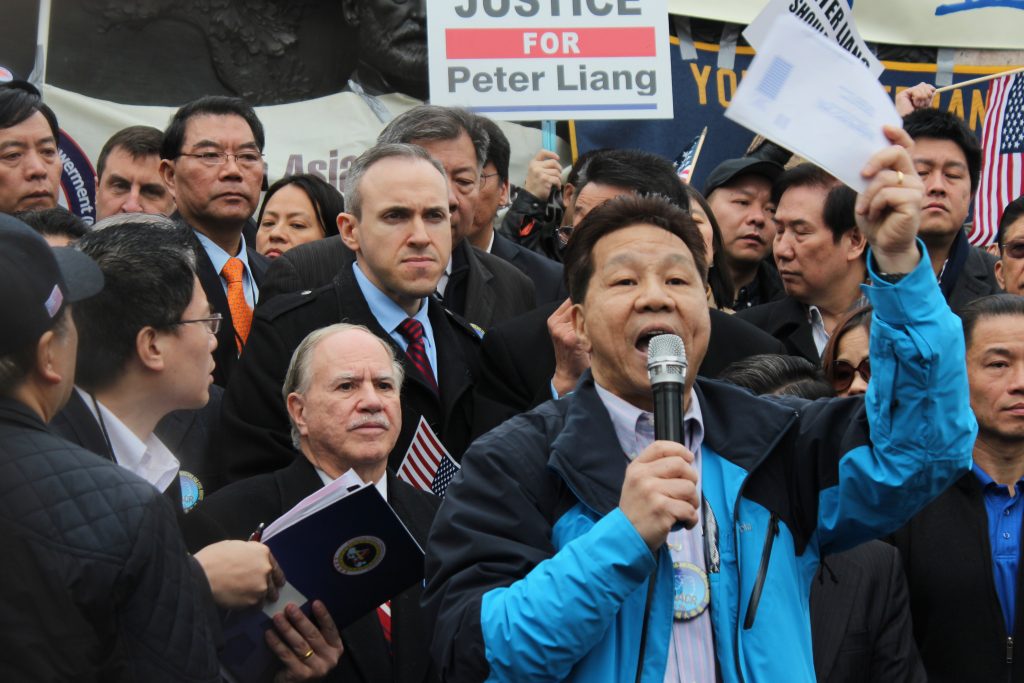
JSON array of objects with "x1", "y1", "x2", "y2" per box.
[{"x1": 397, "y1": 318, "x2": 438, "y2": 393}]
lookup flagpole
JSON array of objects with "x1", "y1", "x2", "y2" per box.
[
  {"x1": 688, "y1": 127, "x2": 709, "y2": 180},
  {"x1": 934, "y1": 65, "x2": 1024, "y2": 94},
  {"x1": 28, "y1": 0, "x2": 52, "y2": 87}
]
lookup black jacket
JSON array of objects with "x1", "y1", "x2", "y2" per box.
[
  {"x1": 892, "y1": 472, "x2": 1024, "y2": 682},
  {"x1": 947, "y1": 244, "x2": 1001, "y2": 312},
  {"x1": 810, "y1": 541, "x2": 925, "y2": 683},
  {"x1": 473, "y1": 301, "x2": 787, "y2": 433},
  {"x1": 736, "y1": 296, "x2": 820, "y2": 363},
  {"x1": 217, "y1": 264, "x2": 482, "y2": 483},
  {"x1": 490, "y1": 233, "x2": 566, "y2": 305},
  {"x1": 181, "y1": 461, "x2": 440, "y2": 683},
  {"x1": 0, "y1": 398, "x2": 220, "y2": 681},
  {"x1": 258, "y1": 235, "x2": 535, "y2": 330},
  {"x1": 179, "y1": 218, "x2": 270, "y2": 387}
]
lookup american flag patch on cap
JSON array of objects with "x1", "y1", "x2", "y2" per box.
[{"x1": 44, "y1": 284, "x2": 63, "y2": 318}]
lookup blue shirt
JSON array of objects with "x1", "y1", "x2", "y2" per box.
[
  {"x1": 193, "y1": 231, "x2": 259, "y2": 308},
  {"x1": 974, "y1": 464, "x2": 1024, "y2": 633},
  {"x1": 351, "y1": 262, "x2": 438, "y2": 383}
]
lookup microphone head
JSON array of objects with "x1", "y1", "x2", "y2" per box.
[{"x1": 647, "y1": 333, "x2": 687, "y2": 386}]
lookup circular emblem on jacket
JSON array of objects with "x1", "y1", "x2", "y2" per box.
[
  {"x1": 179, "y1": 471, "x2": 204, "y2": 512},
  {"x1": 334, "y1": 536, "x2": 386, "y2": 575}
]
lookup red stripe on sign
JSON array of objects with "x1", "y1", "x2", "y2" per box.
[{"x1": 445, "y1": 27, "x2": 656, "y2": 59}]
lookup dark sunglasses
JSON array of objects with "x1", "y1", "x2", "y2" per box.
[
  {"x1": 830, "y1": 359, "x2": 871, "y2": 392},
  {"x1": 1003, "y1": 241, "x2": 1024, "y2": 259}
]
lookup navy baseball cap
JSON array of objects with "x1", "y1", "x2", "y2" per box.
[
  {"x1": 0, "y1": 213, "x2": 103, "y2": 354},
  {"x1": 703, "y1": 157, "x2": 785, "y2": 197}
]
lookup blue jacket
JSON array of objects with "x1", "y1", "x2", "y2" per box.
[{"x1": 424, "y1": 251, "x2": 976, "y2": 682}]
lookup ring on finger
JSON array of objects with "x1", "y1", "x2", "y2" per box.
[
  {"x1": 302, "y1": 648, "x2": 314, "y2": 660},
  {"x1": 896, "y1": 170, "x2": 904, "y2": 185}
]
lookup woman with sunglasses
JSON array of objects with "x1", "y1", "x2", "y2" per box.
[{"x1": 822, "y1": 304, "x2": 872, "y2": 397}]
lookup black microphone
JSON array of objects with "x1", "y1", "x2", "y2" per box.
[
  {"x1": 647, "y1": 333, "x2": 687, "y2": 443},
  {"x1": 647, "y1": 333, "x2": 692, "y2": 531}
]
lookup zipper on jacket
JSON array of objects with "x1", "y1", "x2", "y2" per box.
[
  {"x1": 1008, "y1": 636, "x2": 1014, "y2": 664},
  {"x1": 743, "y1": 513, "x2": 779, "y2": 630}
]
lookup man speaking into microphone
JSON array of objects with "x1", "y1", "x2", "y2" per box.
[{"x1": 424, "y1": 131, "x2": 976, "y2": 683}]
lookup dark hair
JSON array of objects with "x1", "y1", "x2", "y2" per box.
[
  {"x1": 72, "y1": 217, "x2": 198, "y2": 391},
  {"x1": 14, "y1": 207, "x2": 89, "y2": 242},
  {"x1": 377, "y1": 105, "x2": 488, "y2": 170},
  {"x1": 567, "y1": 148, "x2": 608, "y2": 189},
  {"x1": 0, "y1": 81, "x2": 59, "y2": 141},
  {"x1": 719, "y1": 353, "x2": 834, "y2": 399},
  {"x1": 97, "y1": 126, "x2": 164, "y2": 180},
  {"x1": 160, "y1": 96, "x2": 265, "y2": 160},
  {"x1": 772, "y1": 163, "x2": 856, "y2": 243},
  {"x1": 575, "y1": 149, "x2": 690, "y2": 210},
  {"x1": 903, "y1": 108, "x2": 982, "y2": 193},
  {"x1": 958, "y1": 293, "x2": 1024, "y2": 349},
  {"x1": 256, "y1": 174, "x2": 345, "y2": 239},
  {"x1": 564, "y1": 193, "x2": 706, "y2": 303},
  {"x1": 997, "y1": 196, "x2": 1024, "y2": 249},
  {"x1": 475, "y1": 115, "x2": 510, "y2": 183},
  {"x1": 684, "y1": 184, "x2": 735, "y2": 309},
  {"x1": 821, "y1": 304, "x2": 873, "y2": 386}
]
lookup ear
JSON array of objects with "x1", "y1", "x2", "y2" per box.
[
  {"x1": 340, "y1": 0, "x2": 359, "y2": 26},
  {"x1": 562, "y1": 183, "x2": 575, "y2": 211},
  {"x1": 570, "y1": 301, "x2": 593, "y2": 354},
  {"x1": 135, "y1": 326, "x2": 166, "y2": 373},
  {"x1": 159, "y1": 159, "x2": 177, "y2": 198},
  {"x1": 499, "y1": 179, "x2": 511, "y2": 208},
  {"x1": 338, "y1": 213, "x2": 360, "y2": 252},
  {"x1": 845, "y1": 227, "x2": 867, "y2": 261},
  {"x1": 286, "y1": 392, "x2": 309, "y2": 438},
  {"x1": 34, "y1": 329, "x2": 66, "y2": 387},
  {"x1": 996, "y1": 258, "x2": 1006, "y2": 290}
]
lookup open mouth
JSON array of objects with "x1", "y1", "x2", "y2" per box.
[{"x1": 635, "y1": 329, "x2": 674, "y2": 353}]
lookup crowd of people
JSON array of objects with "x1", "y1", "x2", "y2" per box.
[{"x1": 1, "y1": 71, "x2": 1023, "y2": 683}]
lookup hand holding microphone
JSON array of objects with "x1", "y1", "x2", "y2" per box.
[{"x1": 619, "y1": 334, "x2": 699, "y2": 551}]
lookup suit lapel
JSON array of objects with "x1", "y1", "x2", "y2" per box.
[
  {"x1": 54, "y1": 390, "x2": 110, "y2": 459},
  {"x1": 460, "y1": 241, "x2": 496, "y2": 328},
  {"x1": 810, "y1": 558, "x2": 863, "y2": 681},
  {"x1": 428, "y1": 300, "x2": 472, "y2": 432}
]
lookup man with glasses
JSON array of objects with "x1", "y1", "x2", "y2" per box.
[
  {"x1": 160, "y1": 95, "x2": 270, "y2": 386},
  {"x1": 995, "y1": 196, "x2": 1024, "y2": 296}
]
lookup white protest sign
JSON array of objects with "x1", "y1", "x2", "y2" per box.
[
  {"x1": 725, "y1": 14, "x2": 902, "y2": 192},
  {"x1": 427, "y1": 0, "x2": 674, "y2": 121},
  {"x1": 744, "y1": 0, "x2": 884, "y2": 78}
]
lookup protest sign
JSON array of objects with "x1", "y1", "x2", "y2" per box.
[{"x1": 427, "y1": 0, "x2": 674, "y2": 120}]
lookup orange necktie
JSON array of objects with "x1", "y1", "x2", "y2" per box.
[{"x1": 220, "y1": 257, "x2": 252, "y2": 351}]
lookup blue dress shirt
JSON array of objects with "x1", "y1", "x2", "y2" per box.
[
  {"x1": 193, "y1": 231, "x2": 259, "y2": 307},
  {"x1": 974, "y1": 464, "x2": 1024, "y2": 634},
  {"x1": 351, "y1": 262, "x2": 438, "y2": 383}
]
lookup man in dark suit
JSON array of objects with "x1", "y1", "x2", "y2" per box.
[
  {"x1": 219, "y1": 143, "x2": 481, "y2": 484},
  {"x1": 470, "y1": 115, "x2": 566, "y2": 305},
  {"x1": 159, "y1": 95, "x2": 270, "y2": 386},
  {"x1": 184, "y1": 323, "x2": 440, "y2": 683},
  {"x1": 903, "y1": 108, "x2": 1000, "y2": 309},
  {"x1": 737, "y1": 165, "x2": 869, "y2": 364},
  {"x1": 260, "y1": 105, "x2": 533, "y2": 330}
]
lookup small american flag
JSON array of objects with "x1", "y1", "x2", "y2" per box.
[
  {"x1": 972, "y1": 73, "x2": 1024, "y2": 246},
  {"x1": 396, "y1": 416, "x2": 460, "y2": 497},
  {"x1": 674, "y1": 126, "x2": 708, "y2": 183}
]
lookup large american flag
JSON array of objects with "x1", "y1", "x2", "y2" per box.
[
  {"x1": 396, "y1": 416, "x2": 460, "y2": 497},
  {"x1": 972, "y1": 73, "x2": 1024, "y2": 246}
]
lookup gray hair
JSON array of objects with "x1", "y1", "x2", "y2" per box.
[
  {"x1": 91, "y1": 212, "x2": 184, "y2": 234},
  {"x1": 377, "y1": 105, "x2": 488, "y2": 173},
  {"x1": 343, "y1": 143, "x2": 446, "y2": 220},
  {"x1": 282, "y1": 323, "x2": 405, "y2": 449}
]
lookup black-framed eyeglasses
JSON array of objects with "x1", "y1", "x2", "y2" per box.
[
  {"x1": 178, "y1": 151, "x2": 264, "y2": 169},
  {"x1": 1002, "y1": 240, "x2": 1024, "y2": 259},
  {"x1": 170, "y1": 313, "x2": 223, "y2": 335},
  {"x1": 480, "y1": 172, "x2": 500, "y2": 185},
  {"x1": 830, "y1": 358, "x2": 870, "y2": 392}
]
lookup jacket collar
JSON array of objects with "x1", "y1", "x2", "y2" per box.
[
  {"x1": 0, "y1": 397, "x2": 50, "y2": 433},
  {"x1": 547, "y1": 371, "x2": 799, "y2": 517}
]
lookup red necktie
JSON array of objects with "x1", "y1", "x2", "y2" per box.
[
  {"x1": 397, "y1": 318, "x2": 438, "y2": 393},
  {"x1": 220, "y1": 257, "x2": 252, "y2": 351},
  {"x1": 377, "y1": 601, "x2": 392, "y2": 648}
]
